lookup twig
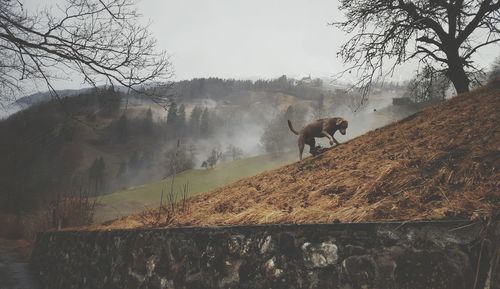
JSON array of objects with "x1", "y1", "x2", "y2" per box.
[
  {"x1": 448, "y1": 221, "x2": 479, "y2": 232},
  {"x1": 158, "y1": 188, "x2": 164, "y2": 224}
]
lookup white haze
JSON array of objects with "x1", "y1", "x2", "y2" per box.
[
  {"x1": 193, "y1": 122, "x2": 264, "y2": 167},
  {"x1": 170, "y1": 87, "x2": 418, "y2": 167}
]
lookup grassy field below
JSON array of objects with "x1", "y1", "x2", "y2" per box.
[{"x1": 94, "y1": 154, "x2": 293, "y2": 222}]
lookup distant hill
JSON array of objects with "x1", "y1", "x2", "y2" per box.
[
  {"x1": 1, "y1": 88, "x2": 91, "y2": 118},
  {"x1": 103, "y1": 80, "x2": 500, "y2": 229},
  {"x1": 15, "y1": 88, "x2": 90, "y2": 107},
  {"x1": 1, "y1": 86, "x2": 138, "y2": 118},
  {"x1": 0, "y1": 88, "x2": 168, "y2": 213}
]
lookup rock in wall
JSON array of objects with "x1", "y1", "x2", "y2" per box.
[{"x1": 31, "y1": 221, "x2": 500, "y2": 289}]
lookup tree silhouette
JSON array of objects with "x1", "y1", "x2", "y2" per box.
[
  {"x1": 116, "y1": 114, "x2": 129, "y2": 143},
  {"x1": 261, "y1": 105, "x2": 305, "y2": 157},
  {"x1": 334, "y1": 0, "x2": 500, "y2": 96},
  {"x1": 88, "y1": 157, "x2": 106, "y2": 193},
  {"x1": 98, "y1": 87, "x2": 121, "y2": 116},
  {"x1": 406, "y1": 65, "x2": 450, "y2": 102},
  {"x1": 177, "y1": 104, "x2": 187, "y2": 132},
  {"x1": 225, "y1": 145, "x2": 244, "y2": 161},
  {"x1": 0, "y1": 0, "x2": 172, "y2": 103},
  {"x1": 203, "y1": 148, "x2": 222, "y2": 169},
  {"x1": 189, "y1": 106, "x2": 203, "y2": 135},
  {"x1": 166, "y1": 102, "x2": 178, "y2": 136},
  {"x1": 200, "y1": 108, "x2": 211, "y2": 137},
  {"x1": 142, "y1": 108, "x2": 154, "y2": 134}
]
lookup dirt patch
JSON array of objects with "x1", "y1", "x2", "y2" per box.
[{"x1": 93, "y1": 81, "x2": 500, "y2": 229}]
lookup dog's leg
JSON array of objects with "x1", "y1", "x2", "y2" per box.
[
  {"x1": 306, "y1": 138, "x2": 318, "y2": 156},
  {"x1": 321, "y1": 130, "x2": 335, "y2": 146},
  {"x1": 298, "y1": 137, "x2": 305, "y2": 160},
  {"x1": 331, "y1": 136, "x2": 340, "y2": 146}
]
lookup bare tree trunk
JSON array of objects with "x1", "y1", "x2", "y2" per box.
[{"x1": 447, "y1": 51, "x2": 470, "y2": 94}]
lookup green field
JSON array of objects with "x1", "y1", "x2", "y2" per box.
[{"x1": 94, "y1": 154, "x2": 293, "y2": 222}]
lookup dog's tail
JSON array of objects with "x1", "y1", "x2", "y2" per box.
[{"x1": 287, "y1": 120, "x2": 299, "y2": 135}]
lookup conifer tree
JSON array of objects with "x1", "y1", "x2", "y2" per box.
[
  {"x1": 200, "y1": 107, "x2": 210, "y2": 137},
  {"x1": 189, "y1": 106, "x2": 203, "y2": 135},
  {"x1": 116, "y1": 114, "x2": 129, "y2": 143},
  {"x1": 177, "y1": 104, "x2": 187, "y2": 133},
  {"x1": 166, "y1": 102, "x2": 178, "y2": 136},
  {"x1": 143, "y1": 108, "x2": 154, "y2": 134}
]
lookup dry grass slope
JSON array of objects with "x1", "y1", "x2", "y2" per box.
[{"x1": 99, "y1": 81, "x2": 500, "y2": 229}]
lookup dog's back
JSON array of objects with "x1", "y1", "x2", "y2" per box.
[
  {"x1": 288, "y1": 117, "x2": 348, "y2": 160},
  {"x1": 301, "y1": 119, "x2": 329, "y2": 138}
]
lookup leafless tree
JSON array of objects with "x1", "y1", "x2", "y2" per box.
[
  {"x1": 333, "y1": 0, "x2": 500, "y2": 98},
  {"x1": 0, "y1": 0, "x2": 172, "y2": 105},
  {"x1": 406, "y1": 65, "x2": 450, "y2": 102}
]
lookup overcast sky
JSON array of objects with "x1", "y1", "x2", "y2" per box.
[
  {"x1": 23, "y1": 0, "x2": 500, "y2": 89},
  {"x1": 136, "y1": 0, "x2": 348, "y2": 80}
]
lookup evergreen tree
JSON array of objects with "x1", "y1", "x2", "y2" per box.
[
  {"x1": 98, "y1": 86, "x2": 121, "y2": 116},
  {"x1": 116, "y1": 114, "x2": 129, "y2": 143},
  {"x1": 200, "y1": 107, "x2": 210, "y2": 137},
  {"x1": 261, "y1": 115, "x2": 289, "y2": 157},
  {"x1": 142, "y1": 108, "x2": 154, "y2": 134},
  {"x1": 261, "y1": 105, "x2": 304, "y2": 157},
  {"x1": 166, "y1": 102, "x2": 178, "y2": 125},
  {"x1": 89, "y1": 157, "x2": 106, "y2": 193},
  {"x1": 177, "y1": 104, "x2": 186, "y2": 133},
  {"x1": 166, "y1": 102, "x2": 178, "y2": 136},
  {"x1": 116, "y1": 161, "x2": 127, "y2": 178},
  {"x1": 189, "y1": 106, "x2": 202, "y2": 134}
]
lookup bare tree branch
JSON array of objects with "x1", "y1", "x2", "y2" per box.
[
  {"x1": 0, "y1": 0, "x2": 173, "y2": 105},
  {"x1": 333, "y1": 0, "x2": 500, "y2": 96}
]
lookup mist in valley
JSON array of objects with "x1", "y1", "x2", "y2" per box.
[{"x1": 142, "y1": 77, "x2": 415, "y2": 173}]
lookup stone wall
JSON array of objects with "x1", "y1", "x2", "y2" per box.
[{"x1": 31, "y1": 220, "x2": 499, "y2": 289}]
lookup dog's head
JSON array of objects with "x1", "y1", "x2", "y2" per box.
[{"x1": 336, "y1": 118, "x2": 348, "y2": 135}]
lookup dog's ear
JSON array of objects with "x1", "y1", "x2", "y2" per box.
[{"x1": 335, "y1": 118, "x2": 344, "y2": 126}]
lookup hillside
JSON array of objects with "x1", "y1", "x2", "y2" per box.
[
  {"x1": 0, "y1": 89, "x2": 168, "y2": 213},
  {"x1": 94, "y1": 154, "x2": 292, "y2": 222},
  {"x1": 102, "y1": 81, "x2": 500, "y2": 229}
]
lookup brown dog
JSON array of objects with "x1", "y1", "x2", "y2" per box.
[{"x1": 288, "y1": 117, "x2": 348, "y2": 160}]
